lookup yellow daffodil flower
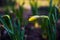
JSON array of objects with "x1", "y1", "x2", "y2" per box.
[
  {"x1": 34, "y1": 22, "x2": 41, "y2": 28},
  {"x1": 16, "y1": 0, "x2": 59, "y2": 8}
]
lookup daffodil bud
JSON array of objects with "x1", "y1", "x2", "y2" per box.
[
  {"x1": 28, "y1": 15, "x2": 40, "y2": 21},
  {"x1": 28, "y1": 15, "x2": 49, "y2": 22},
  {"x1": 2, "y1": 15, "x2": 10, "y2": 19}
]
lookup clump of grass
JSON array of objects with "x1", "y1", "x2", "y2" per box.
[
  {"x1": 0, "y1": 0, "x2": 25, "y2": 40},
  {"x1": 29, "y1": 0, "x2": 58, "y2": 40}
]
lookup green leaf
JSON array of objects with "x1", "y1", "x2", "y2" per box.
[
  {"x1": 30, "y1": 0, "x2": 38, "y2": 15},
  {"x1": 0, "y1": 15, "x2": 14, "y2": 34}
]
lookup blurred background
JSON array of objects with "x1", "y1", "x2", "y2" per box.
[{"x1": 0, "y1": 0, "x2": 60, "y2": 40}]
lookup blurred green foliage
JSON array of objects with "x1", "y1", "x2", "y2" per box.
[{"x1": 0, "y1": 0, "x2": 59, "y2": 40}]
